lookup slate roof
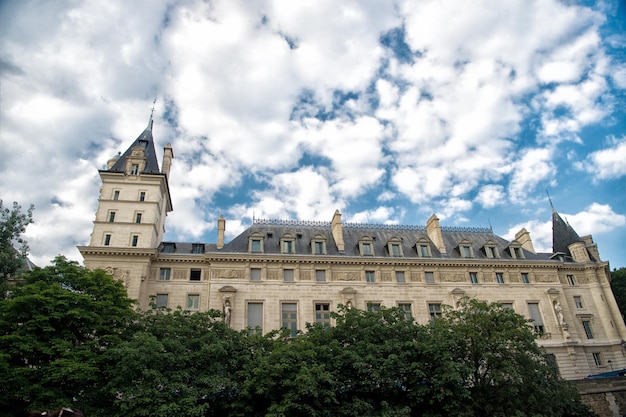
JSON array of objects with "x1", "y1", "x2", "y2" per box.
[
  {"x1": 106, "y1": 119, "x2": 161, "y2": 174},
  {"x1": 158, "y1": 219, "x2": 549, "y2": 261},
  {"x1": 552, "y1": 210, "x2": 583, "y2": 255}
]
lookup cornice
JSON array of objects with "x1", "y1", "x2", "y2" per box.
[{"x1": 78, "y1": 246, "x2": 158, "y2": 259}]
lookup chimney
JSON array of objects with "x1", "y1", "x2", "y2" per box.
[
  {"x1": 331, "y1": 210, "x2": 345, "y2": 253},
  {"x1": 217, "y1": 215, "x2": 225, "y2": 249},
  {"x1": 426, "y1": 214, "x2": 446, "y2": 254},
  {"x1": 162, "y1": 143, "x2": 174, "y2": 177},
  {"x1": 515, "y1": 228, "x2": 536, "y2": 254}
]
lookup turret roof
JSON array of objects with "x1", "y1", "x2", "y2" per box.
[
  {"x1": 106, "y1": 119, "x2": 161, "y2": 174},
  {"x1": 552, "y1": 209, "x2": 584, "y2": 255}
]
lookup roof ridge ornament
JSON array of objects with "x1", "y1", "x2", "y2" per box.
[{"x1": 148, "y1": 97, "x2": 156, "y2": 129}]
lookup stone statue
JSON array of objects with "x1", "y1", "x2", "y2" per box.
[
  {"x1": 223, "y1": 298, "x2": 232, "y2": 327},
  {"x1": 554, "y1": 301, "x2": 565, "y2": 326}
]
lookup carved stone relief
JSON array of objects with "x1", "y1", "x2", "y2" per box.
[
  {"x1": 212, "y1": 269, "x2": 245, "y2": 279},
  {"x1": 333, "y1": 271, "x2": 360, "y2": 281}
]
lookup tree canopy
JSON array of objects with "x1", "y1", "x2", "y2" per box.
[
  {"x1": 0, "y1": 200, "x2": 34, "y2": 293},
  {"x1": 610, "y1": 267, "x2": 626, "y2": 316}
]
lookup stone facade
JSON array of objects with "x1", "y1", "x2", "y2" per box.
[{"x1": 78, "y1": 123, "x2": 626, "y2": 381}]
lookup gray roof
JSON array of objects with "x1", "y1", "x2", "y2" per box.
[
  {"x1": 159, "y1": 219, "x2": 551, "y2": 261},
  {"x1": 107, "y1": 120, "x2": 161, "y2": 174},
  {"x1": 552, "y1": 210, "x2": 583, "y2": 255}
]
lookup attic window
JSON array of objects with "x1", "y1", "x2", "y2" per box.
[
  {"x1": 138, "y1": 140, "x2": 148, "y2": 149},
  {"x1": 509, "y1": 243, "x2": 525, "y2": 259},
  {"x1": 358, "y1": 237, "x2": 375, "y2": 256},
  {"x1": 281, "y1": 233, "x2": 296, "y2": 254},
  {"x1": 249, "y1": 232, "x2": 264, "y2": 253},
  {"x1": 266, "y1": 232, "x2": 273, "y2": 239},
  {"x1": 416, "y1": 238, "x2": 432, "y2": 257},
  {"x1": 130, "y1": 164, "x2": 139, "y2": 175},
  {"x1": 387, "y1": 237, "x2": 404, "y2": 257},
  {"x1": 162, "y1": 242, "x2": 176, "y2": 253},
  {"x1": 311, "y1": 234, "x2": 327, "y2": 255},
  {"x1": 458, "y1": 240, "x2": 474, "y2": 258},
  {"x1": 192, "y1": 244, "x2": 205, "y2": 254},
  {"x1": 483, "y1": 241, "x2": 499, "y2": 259}
]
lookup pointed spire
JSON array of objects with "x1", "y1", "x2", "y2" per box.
[
  {"x1": 552, "y1": 207, "x2": 583, "y2": 255},
  {"x1": 148, "y1": 97, "x2": 156, "y2": 130}
]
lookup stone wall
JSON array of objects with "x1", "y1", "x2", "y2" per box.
[{"x1": 575, "y1": 377, "x2": 626, "y2": 417}]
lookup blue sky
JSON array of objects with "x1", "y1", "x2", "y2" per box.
[{"x1": 0, "y1": 0, "x2": 625, "y2": 268}]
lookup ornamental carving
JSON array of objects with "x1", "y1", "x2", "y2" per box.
[
  {"x1": 212, "y1": 269, "x2": 245, "y2": 279},
  {"x1": 173, "y1": 269, "x2": 186, "y2": 280},
  {"x1": 381, "y1": 272, "x2": 392, "y2": 282},
  {"x1": 300, "y1": 271, "x2": 311, "y2": 281},
  {"x1": 538, "y1": 275, "x2": 557, "y2": 282},
  {"x1": 333, "y1": 271, "x2": 360, "y2": 281},
  {"x1": 410, "y1": 272, "x2": 422, "y2": 282},
  {"x1": 442, "y1": 273, "x2": 465, "y2": 282},
  {"x1": 266, "y1": 269, "x2": 280, "y2": 280}
]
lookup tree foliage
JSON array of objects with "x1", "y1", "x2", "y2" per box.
[
  {"x1": 99, "y1": 305, "x2": 253, "y2": 417},
  {"x1": 610, "y1": 267, "x2": 626, "y2": 316},
  {"x1": 0, "y1": 200, "x2": 34, "y2": 292},
  {"x1": 0, "y1": 257, "x2": 135, "y2": 416},
  {"x1": 0, "y1": 268, "x2": 596, "y2": 417}
]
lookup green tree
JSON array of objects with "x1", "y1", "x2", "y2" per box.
[
  {"x1": 610, "y1": 267, "x2": 626, "y2": 316},
  {"x1": 0, "y1": 200, "x2": 34, "y2": 293},
  {"x1": 0, "y1": 256, "x2": 135, "y2": 416},
  {"x1": 99, "y1": 304, "x2": 252, "y2": 417},
  {"x1": 435, "y1": 298, "x2": 595, "y2": 417}
]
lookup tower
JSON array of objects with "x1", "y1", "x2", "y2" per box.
[{"x1": 78, "y1": 116, "x2": 173, "y2": 300}]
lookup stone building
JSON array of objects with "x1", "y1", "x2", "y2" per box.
[{"x1": 78, "y1": 120, "x2": 626, "y2": 381}]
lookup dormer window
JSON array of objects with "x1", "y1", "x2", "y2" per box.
[
  {"x1": 249, "y1": 232, "x2": 264, "y2": 253},
  {"x1": 509, "y1": 242, "x2": 525, "y2": 259},
  {"x1": 162, "y1": 242, "x2": 176, "y2": 253},
  {"x1": 311, "y1": 234, "x2": 327, "y2": 255},
  {"x1": 358, "y1": 237, "x2": 375, "y2": 256},
  {"x1": 416, "y1": 238, "x2": 432, "y2": 257},
  {"x1": 483, "y1": 240, "x2": 500, "y2": 259},
  {"x1": 458, "y1": 240, "x2": 474, "y2": 258},
  {"x1": 130, "y1": 164, "x2": 139, "y2": 175},
  {"x1": 281, "y1": 234, "x2": 296, "y2": 254},
  {"x1": 192, "y1": 243, "x2": 205, "y2": 254},
  {"x1": 387, "y1": 238, "x2": 404, "y2": 257}
]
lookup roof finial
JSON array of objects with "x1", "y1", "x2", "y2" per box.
[
  {"x1": 546, "y1": 188, "x2": 555, "y2": 212},
  {"x1": 149, "y1": 97, "x2": 157, "y2": 128}
]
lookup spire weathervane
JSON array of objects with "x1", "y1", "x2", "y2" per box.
[
  {"x1": 546, "y1": 189, "x2": 555, "y2": 212},
  {"x1": 149, "y1": 97, "x2": 157, "y2": 125}
]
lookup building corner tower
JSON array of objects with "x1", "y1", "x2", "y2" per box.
[{"x1": 78, "y1": 116, "x2": 173, "y2": 301}]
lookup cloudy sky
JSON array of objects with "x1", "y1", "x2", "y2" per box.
[{"x1": 1, "y1": 0, "x2": 625, "y2": 269}]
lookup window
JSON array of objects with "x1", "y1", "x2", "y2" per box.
[
  {"x1": 459, "y1": 242, "x2": 474, "y2": 258},
  {"x1": 282, "y1": 303, "x2": 298, "y2": 337},
  {"x1": 496, "y1": 272, "x2": 504, "y2": 284},
  {"x1": 104, "y1": 234, "x2": 111, "y2": 246},
  {"x1": 315, "y1": 303, "x2": 330, "y2": 326},
  {"x1": 399, "y1": 303, "x2": 412, "y2": 319},
  {"x1": 135, "y1": 213, "x2": 142, "y2": 223},
  {"x1": 521, "y1": 273, "x2": 530, "y2": 284},
  {"x1": 395, "y1": 271, "x2": 405, "y2": 283},
  {"x1": 113, "y1": 190, "x2": 120, "y2": 200},
  {"x1": 527, "y1": 303, "x2": 544, "y2": 334},
  {"x1": 249, "y1": 234, "x2": 264, "y2": 253},
  {"x1": 428, "y1": 303, "x2": 442, "y2": 321},
  {"x1": 387, "y1": 239, "x2": 404, "y2": 257},
  {"x1": 367, "y1": 303, "x2": 381, "y2": 312},
  {"x1": 159, "y1": 268, "x2": 171, "y2": 281},
  {"x1": 390, "y1": 243, "x2": 401, "y2": 256},
  {"x1": 485, "y1": 245, "x2": 499, "y2": 259},
  {"x1": 108, "y1": 211, "x2": 116, "y2": 222},
  {"x1": 500, "y1": 303, "x2": 514, "y2": 310},
  {"x1": 469, "y1": 272, "x2": 478, "y2": 284},
  {"x1": 282, "y1": 239, "x2": 295, "y2": 254},
  {"x1": 283, "y1": 269, "x2": 295, "y2": 282},
  {"x1": 315, "y1": 270, "x2": 326, "y2": 282},
  {"x1": 130, "y1": 164, "x2": 139, "y2": 175},
  {"x1": 190, "y1": 268, "x2": 201, "y2": 281},
  {"x1": 155, "y1": 294, "x2": 168, "y2": 307},
  {"x1": 131, "y1": 235, "x2": 138, "y2": 247},
  {"x1": 162, "y1": 242, "x2": 175, "y2": 253},
  {"x1": 418, "y1": 243, "x2": 431, "y2": 257},
  {"x1": 192, "y1": 244, "x2": 204, "y2": 254},
  {"x1": 425, "y1": 272, "x2": 435, "y2": 284},
  {"x1": 247, "y1": 302, "x2": 263, "y2": 335},
  {"x1": 139, "y1": 191, "x2": 146, "y2": 201},
  {"x1": 510, "y1": 246, "x2": 525, "y2": 259},
  {"x1": 313, "y1": 240, "x2": 325, "y2": 255},
  {"x1": 592, "y1": 353, "x2": 602, "y2": 366},
  {"x1": 567, "y1": 275, "x2": 576, "y2": 286},
  {"x1": 250, "y1": 268, "x2": 261, "y2": 281},
  {"x1": 365, "y1": 270, "x2": 375, "y2": 283},
  {"x1": 582, "y1": 320, "x2": 594, "y2": 339},
  {"x1": 187, "y1": 294, "x2": 200, "y2": 310},
  {"x1": 574, "y1": 296, "x2": 583, "y2": 309},
  {"x1": 360, "y1": 242, "x2": 373, "y2": 256}
]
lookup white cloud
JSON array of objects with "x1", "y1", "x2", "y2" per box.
[
  {"x1": 576, "y1": 136, "x2": 626, "y2": 180},
  {"x1": 475, "y1": 185, "x2": 505, "y2": 209},
  {"x1": 508, "y1": 148, "x2": 555, "y2": 203}
]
